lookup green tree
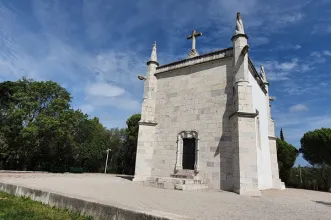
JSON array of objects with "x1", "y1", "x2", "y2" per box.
[
  {"x1": 107, "y1": 128, "x2": 126, "y2": 173},
  {"x1": 277, "y1": 139, "x2": 299, "y2": 184},
  {"x1": 0, "y1": 78, "x2": 71, "y2": 170},
  {"x1": 288, "y1": 165, "x2": 331, "y2": 192},
  {"x1": 0, "y1": 132, "x2": 8, "y2": 169},
  {"x1": 0, "y1": 78, "x2": 116, "y2": 173},
  {"x1": 118, "y1": 114, "x2": 141, "y2": 175},
  {"x1": 300, "y1": 128, "x2": 331, "y2": 166},
  {"x1": 280, "y1": 128, "x2": 285, "y2": 141},
  {"x1": 73, "y1": 116, "x2": 113, "y2": 172}
]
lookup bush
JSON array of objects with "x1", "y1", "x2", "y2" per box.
[
  {"x1": 69, "y1": 167, "x2": 84, "y2": 173},
  {"x1": 49, "y1": 166, "x2": 67, "y2": 173},
  {"x1": 287, "y1": 166, "x2": 331, "y2": 192}
]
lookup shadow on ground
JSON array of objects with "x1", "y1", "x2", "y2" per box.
[
  {"x1": 313, "y1": 201, "x2": 331, "y2": 207},
  {"x1": 116, "y1": 175, "x2": 134, "y2": 181}
]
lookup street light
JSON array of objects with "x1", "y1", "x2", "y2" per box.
[
  {"x1": 138, "y1": 75, "x2": 146, "y2": 80},
  {"x1": 104, "y1": 149, "x2": 111, "y2": 174}
]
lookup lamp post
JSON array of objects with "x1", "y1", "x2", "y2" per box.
[{"x1": 104, "y1": 149, "x2": 111, "y2": 174}]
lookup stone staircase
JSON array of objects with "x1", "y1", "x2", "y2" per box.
[{"x1": 143, "y1": 170, "x2": 209, "y2": 191}]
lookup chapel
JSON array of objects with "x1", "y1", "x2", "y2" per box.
[{"x1": 133, "y1": 12, "x2": 284, "y2": 196}]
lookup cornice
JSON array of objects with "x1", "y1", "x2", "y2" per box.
[{"x1": 155, "y1": 47, "x2": 233, "y2": 75}]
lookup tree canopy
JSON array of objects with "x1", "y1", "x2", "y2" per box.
[
  {"x1": 300, "y1": 128, "x2": 331, "y2": 166},
  {"x1": 280, "y1": 128, "x2": 284, "y2": 141},
  {"x1": 277, "y1": 135, "x2": 298, "y2": 184},
  {"x1": 0, "y1": 78, "x2": 139, "y2": 174},
  {"x1": 115, "y1": 114, "x2": 141, "y2": 175}
]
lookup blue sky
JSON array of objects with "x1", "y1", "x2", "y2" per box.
[{"x1": 0, "y1": 0, "x2": 331, "y2": 166}]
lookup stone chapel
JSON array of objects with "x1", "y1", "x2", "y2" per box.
[{"x1": 133, "y1": 12, "x2": 285, "y2": 196}]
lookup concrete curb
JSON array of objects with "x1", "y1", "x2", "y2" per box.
[
  {"x1": 0, "y1": 170, "x2": 47, "y2": 173},
  {"x1": 0, "y1": 182, "x2": 193, "y2": 220}
]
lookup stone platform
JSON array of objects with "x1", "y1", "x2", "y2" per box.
[{"x1": 0, "y1": 172, "x2": 330, "y2": 220}]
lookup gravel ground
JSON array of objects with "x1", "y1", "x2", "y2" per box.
[{"x1": 0, "y1": 173, "x2": 330, "y2": 220}]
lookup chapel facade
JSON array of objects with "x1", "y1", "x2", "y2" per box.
[{"x1": 133, "y1": 12, "x2": 284, "y2": 196}]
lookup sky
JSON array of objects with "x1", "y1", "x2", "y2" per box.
[{"x1": 0, "y1": 0, "x2": 331, "y2": 166}]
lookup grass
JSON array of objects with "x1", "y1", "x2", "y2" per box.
[{"x1": 0, "y1": 191, "x2": 92, "y2": 220}]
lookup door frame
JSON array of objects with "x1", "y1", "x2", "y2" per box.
[{"x1": 175, "y1": 131, "x2": 200, "y2": 174}]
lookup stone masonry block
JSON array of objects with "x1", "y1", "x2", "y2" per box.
[
  {"x1": 212, "y1": 172, "x2": 219, "y2": 180},
  {"x1": 211, "y1": 89, "x2": 224, "y2": 97}
]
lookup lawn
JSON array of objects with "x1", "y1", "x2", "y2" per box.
[{"x1": 0, "y1": 191, "x2": 92, "y2": 220}]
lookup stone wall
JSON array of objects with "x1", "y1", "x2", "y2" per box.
[
  {"x1": 249, "y1": 70, "x2": 273, "y2": 190},
  {"x1": 152, "y1": 57, "x2": 234, "y2": 190}
]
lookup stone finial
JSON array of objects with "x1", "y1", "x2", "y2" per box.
[
  {"x1": 149, "y1": 41, "x2": 157, "y2": 63},
  {"x1": 235, "y1": 12, "x2": 245, "y2": 35},
  {"x1": 260, "y1": 65, "x2": 268, "y2": 83}
]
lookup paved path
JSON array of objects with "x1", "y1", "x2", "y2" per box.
[{"x1": 0, "y1": 173, "x2": 330, "y2": 220}]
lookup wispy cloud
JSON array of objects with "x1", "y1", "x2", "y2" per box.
[
  {"x1": 309, "y1": 50, "x2": 331, "y2": 63},
  {"x1": 323, "y1": 50, "x2": 331, "y2": 56},
  {"x1": 79, "y1": 104, "x2": 95, "y2": 114},
  {"x1": 275, "y1": 44, "x2": 302, "y2": 51},
  {"x1": 311, "y1": 19, "x2": 331, "y2": 35},
  {"x1": 279, "y1": 13, "x2": 304, "y2": 24},
  {"x1": 261, "y1": 47, "x2": 331, "y2": 83},
  {"x1": 261, "y1": 58, "x2": 303, "y2": 81},
  {"x1": 274, "y1": 114, "x2": 331, "y2": 142},
  {"x1": 289, "y1": 104, "x2": 308, "y2": 113},
  {"x1": 86, "y1": 82, "x2": 125, "y2": 97},
  {"x1": 251, "y1": 36, "x2": 270, "y2": 46}
]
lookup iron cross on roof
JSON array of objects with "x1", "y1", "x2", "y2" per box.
[{"x1": 187, "y1": 30, "x2": 202, "y2": 50}]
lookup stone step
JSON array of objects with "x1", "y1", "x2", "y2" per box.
[
  {"x1": 170, "y1": 174, "x2": 194, "y2": 179},
  {"x1": 147, "y1": 177, "x2": 205, "y2": 185},
  {"x1": 171, "y1": 169, "x2": 201, "y2": 180},
  {"x1": 143, "y1": 176, "x2": 209, "y2": 191},
  {"x1": 143, "y1": 180, "x2": 176, "y2": 190},
  {"x1": 176, "y1": 169, "x2": 195, "y2": 175},
  {"x1": 174, "y1": 183, "x2": 209, "y2": 191}
]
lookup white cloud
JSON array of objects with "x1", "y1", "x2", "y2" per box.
[
  {"x1": 293, "y1": 45, "x2": 302, "y2": 50},
  {"x1": 260, "y1": 59, "x2": 302, "y2": 81},
  {"x1": 260, "y1": 47, "x2": 331, "y2": 83},
  {"x1": 90, "y1": 51, "x2": 145, "y2": 88},
  {"x1": 85, "y1": 95, "x2": 141, "y2": 111},
  {"x1": 310, "y1": 52, "x2": 322, "y2": 58},
  {"x1": 289, "y1": 104, "x2": 308, "y2": 113},
  {"x1": 312, "y1": 23, "x2": 331, "y2": 35},
  {"x1": 280, "y1": 13, "x2": 303, "y2": 24},
  {"x1": 323, "y1": 50, "x2": 331, "y2": 56},
  {"x1": 274, "y1": 113, "x2": 331, "y2": 142},
  {"x1": 79, "y1": 104, "x2": 94, "y2": 114},
  {"x1": 252, "y1": 36, "x2": 270, "y2": 46},
  {"x1": 0, "y1": 1, "x2": 147, "y2": 126},
  {"x1": 267, "y1": 44, "x2": 302, "y2": 52},
  {"x1": 86, "y1": 82, "x2": 125, "y2": 97},
  {"x1": 279, "y1": 59, "x2": 298, "y2": 71},
  {"x1": 309, "y1": 50, "x2": 331, "y2": 63}
]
